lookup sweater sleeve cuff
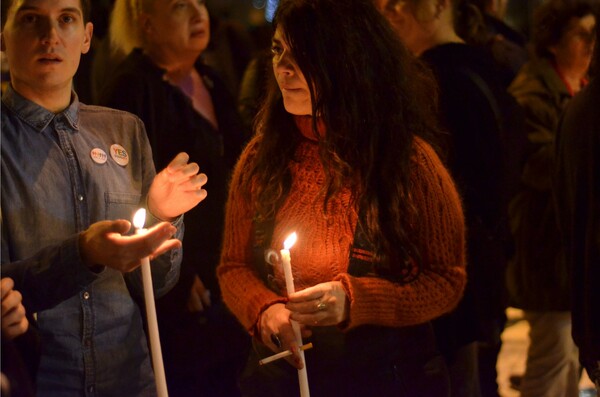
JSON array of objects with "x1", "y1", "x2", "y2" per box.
[
  {"x1": 334, "y1": 273, "x2": 356, "y2": 331},
  {"x1": 251, "y1": 297, "x2": 289, "y2": 338}
]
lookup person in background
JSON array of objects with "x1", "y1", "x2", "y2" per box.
[
  {"x1": 201, "y1": 1, "x2": 256, "y2": 98},
  {"x1": 1, "y1": 0, "x2": 207, "y2": 395},
  {"x1": 237, "y1": 48, "x2": 272, "y2": 134},
  {"x1": 218, "y1": 0, "x2": 467, "y2": 395},
  {"x1": 507, "y1": 0, "x2": 597, "y2": 396},
  {"x1": 502, "y1": 0, "x2": 545, "y2": 40},
  {"x1": 373, "y1": 0, "x2": 523, "y2": 395},
  {"x1": 99, "y1": 0, "x2": 249, "y2": 395},
  {"x1": 71, "y1": 0, "x2": 113, "y2": 103},
  {"x1": 554, "y1": 8, "x2": 600, "y2": 393},
  {"x1": 454, "y1": 0, "x2": 528, "y2": 87}
]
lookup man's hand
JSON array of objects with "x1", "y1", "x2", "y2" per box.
[
  {"x1": 79, "y1": 220, "x2": 181, "y2": 272},
  {"x1": 147, "y1": 153, "x2": 208, "y2": 221},
  {"x1": 1, "y1": 277, "x2": 29, "y2": 340}
]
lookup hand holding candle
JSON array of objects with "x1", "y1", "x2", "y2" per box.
[
  {"x1": 133, "y1": 209, "x2": 169, "y2": 397},
  {"x1": 286, "y1": 281, "x2": 350, "y2": 327},
  {"x1": 78, "y1": 219, "x2": 179, "y2": 273},
  {"x1": 280, "y1": 232, "x2": 311, "y2": 397}
]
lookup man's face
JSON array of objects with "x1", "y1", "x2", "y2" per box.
[
  {"x1": 0, "y1": 0, "x2": 92, "y2": 96},
  {"x1": 550, "y1": 14, "x2": 596, "y2": 75}
]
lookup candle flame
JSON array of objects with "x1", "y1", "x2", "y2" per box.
[
  {"x1": 283, "y1": 232, "x2": 297, "y2": 250},
  {"x1": 133, "y1": 208, "x2": 147, "y2": 229}
]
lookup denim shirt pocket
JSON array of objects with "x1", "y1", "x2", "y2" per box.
[{"x1": 104, "y1": 192, "x2": 142, "y2": 221}]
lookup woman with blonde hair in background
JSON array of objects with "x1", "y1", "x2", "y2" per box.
[{"x1": 99, "y1": 1, "x2": 249, "y2": 395}]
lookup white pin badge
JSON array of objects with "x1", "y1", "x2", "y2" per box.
[
  {"x1": 90, "y1": 148, "x2": 108, "y2": 165},
  {"x1": 110, "y1": 144, "x2": 129, "y2": 166}
]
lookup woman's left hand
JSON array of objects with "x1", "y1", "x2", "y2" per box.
[{"x1": 286, "y1": 281, "x2": 349, "y2": 326}]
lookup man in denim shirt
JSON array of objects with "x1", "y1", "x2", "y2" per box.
[{"x1": 0, "y1": 0, "x2": 208, "y2": 395}]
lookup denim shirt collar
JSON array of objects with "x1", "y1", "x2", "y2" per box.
[{"x1": 2, "y1": 84, "x2": 80, "y2": 132}]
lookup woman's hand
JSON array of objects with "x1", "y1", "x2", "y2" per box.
[
  {"x1": 259, "y1": 303, "x2": 311, "y2": 369},
  {"x1": 286, "y1": 281, "x2": 349, "y2": 327}
]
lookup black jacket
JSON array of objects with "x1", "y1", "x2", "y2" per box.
[{"x1": 555, "y1": 78, "x2": 600, "y2": 383}]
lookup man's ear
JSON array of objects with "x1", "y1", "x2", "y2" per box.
[{"x1": 81, "y1": 22, "x2": 93, "y2": 54}]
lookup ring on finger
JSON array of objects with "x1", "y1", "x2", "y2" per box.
[{"x1": 316, "y1": 301, "x2": 327, "y2": 311}]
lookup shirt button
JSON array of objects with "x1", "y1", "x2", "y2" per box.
[
  {"x1": 83, "y1": 292, "x2": 90, "y2": 300},
  {"x1": 87, "y1": 385, "x2": 94, "y2": 393},
  {"x1": 78, "y1": 195, "x2": 84, "y2": 202}
]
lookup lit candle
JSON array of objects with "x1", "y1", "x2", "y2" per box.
[
  {"x1": 280, "y1": 232, "x2": 310, "y2": 397},
  {"x1": 133, "y1": 209, "x2": 168, "y2": 397}
]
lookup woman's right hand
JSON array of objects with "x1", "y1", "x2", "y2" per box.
[{"x1": 259, "y1": 303, "x2": 310, "y2": 369}]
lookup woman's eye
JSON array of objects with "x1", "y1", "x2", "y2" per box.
[{"x1": 271, "y1": 45, "x2": 283, "y2": 56}]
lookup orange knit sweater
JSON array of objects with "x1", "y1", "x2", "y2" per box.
[{"x1": 217, "y1": 117, "x2": 466, "y2": 335}]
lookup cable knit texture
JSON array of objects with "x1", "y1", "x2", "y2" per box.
[{"x1": 218, "y1": 116, "x2": 466, "y2": 335}]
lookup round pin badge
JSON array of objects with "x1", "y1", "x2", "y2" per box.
[
  {"x1": 110, "y1": 144, "x2": 129, "y2": 166},
  {"x1": 90, "y1": 148, "x2": 108, "y2": 165}
]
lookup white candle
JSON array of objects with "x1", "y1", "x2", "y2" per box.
[
  {"x1": 280, "y1": 232, "x2": 310, "y2": 397},
  {"x1": 133, "y1": 209, "x2": 169, "y2": 397}
]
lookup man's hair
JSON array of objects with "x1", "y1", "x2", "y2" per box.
[
  {"x1": 532, "y1": 0, "x2": 597, "y2": 60},
  {"x1": 2, "y1": 0, "x2": 92, "y2": 29}
]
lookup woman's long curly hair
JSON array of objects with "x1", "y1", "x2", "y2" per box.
[{"x1": 242, "y1": 0, "x2": 442, "y2": 276}]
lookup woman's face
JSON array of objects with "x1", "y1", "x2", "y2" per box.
[
  {"x1": 271, "y1": 26, "x2": 312, "y2": 116},
  {"x1": 550, "y1": 14, "x2": 596, "y2": 75},
  {"x1": 143, "y1": 0, "x2": 210, "y2": 59}
]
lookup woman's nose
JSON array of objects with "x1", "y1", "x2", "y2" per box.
[
  {"x1": 191, "y1": 1, "x2": 207, "y2": 21},
  {"x1": 274, "y1": 52, "x2": 295, "y2": 76}
]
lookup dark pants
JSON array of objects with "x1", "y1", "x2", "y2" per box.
[{"x1": 240, "y1": 322, "x2": 450, "y2": 397}]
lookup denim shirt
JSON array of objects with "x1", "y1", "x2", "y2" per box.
[{"x1": 1, "y1": 85, "x2": 183, "y2": 397}]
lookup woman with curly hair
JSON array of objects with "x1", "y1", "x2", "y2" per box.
[{"x1": 217, "y1": 0, "x2": 467, "y2": 395}]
